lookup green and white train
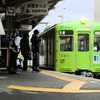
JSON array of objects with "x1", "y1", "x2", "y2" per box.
[{"x1": 39, "y1": 19, "x2": 100, "y2": 78}]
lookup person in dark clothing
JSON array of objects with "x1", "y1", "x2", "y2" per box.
[
  {"x1": 1, "y1": 32, "x2": 10, "y2": 67},
  {"x1": 31, "y1": 29, "x2": 41, "y2": 72},
  {"x1": 20, "y1": 33, "x2": 30, "y2": 71},
  {"x1": 1, "y1": 32, "x2": 10, "y2": 47}
]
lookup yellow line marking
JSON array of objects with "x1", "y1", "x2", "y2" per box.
[
  {"x1": 62, "y1": 81, "x2": 86, "y2": 90},
  {"x1": 8, "y1": 85, "x2": 100, "y2": 93},
  {"x1": 40, "y1": 70, "x2": 80, "y2": 82},
  {"x1": 7, "y1": 70, "x2": 100, "y2": 93},
  {"x1": 40, "y1": 70, "x2": 87, "y2": 90}
]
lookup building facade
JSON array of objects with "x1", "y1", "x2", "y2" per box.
[{"x1": 94, "y1": 0, "x2": 100, "y2": 22}]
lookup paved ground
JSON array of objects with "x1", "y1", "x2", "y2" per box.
[
  {"x1": 0, "y1": 68, "x2": 100, "y2": 100},
  {"x1": 0, "y1": 68, "x2": 100, "y2": 92}
]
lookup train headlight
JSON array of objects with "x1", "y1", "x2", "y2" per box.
[{"x1": 81, "y1": 18, "x2": 86, "y2": 24}]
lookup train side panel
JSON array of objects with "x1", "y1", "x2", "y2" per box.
[{"x1": 40, "y1": 20, "x2": 100, "y2": 76}]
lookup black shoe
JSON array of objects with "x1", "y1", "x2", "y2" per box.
[
  {"x1": 8, "y1": 72, "x2": 13, "y2": 74},
  {"x1": 8, "y1": 71, "x2": 16, "y2": 74},
  {"x1": 22, "y1": 68, "x2": 27, "y2": 71},
  {"x1": 8, "y1": 71, "x2": 21, "y2": 75}
]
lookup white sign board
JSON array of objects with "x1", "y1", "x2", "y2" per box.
[
  {"x1": 0, "y1": 20, "x2": 5, "y2": 35},
  {"x1": 6, "y1": 7, "x2": 15, "y2": 16},
  {"x1": 24, "y1": 0, "x2": 48, "y2": 15},
  {"x1": 19, "y1": 25, "x2": 32, "y2": 31}
]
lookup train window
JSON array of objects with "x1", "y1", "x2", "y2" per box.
[
  {"x1": 94, "y1": 31, "x2": 100, "y2": 52},
  {"x1": 60, "y1": 36, "x2": 73, "y2": 51},
  {"x1": 48, "y1": 38, "x2": 52, "y2": 55},
  {"x1": 78, "y1": 34, "x2": 89, "y2": 51},
  {"x1": 40, "y1": 39, "x2": 45, "y2": 55}
]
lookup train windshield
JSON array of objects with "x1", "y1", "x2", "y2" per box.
[
  {"x1": 94, "y1": 31, "x2": 100, "y2": 52},
  {"x1": 78, "y1": 34, "x2": 89, "y2": 51},
  {"x1": 60, "y1": 36, "x2": 73, "y2": 51}
]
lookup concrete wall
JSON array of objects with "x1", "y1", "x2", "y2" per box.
[{"x1": 94, "y1": 0, "x2": 100, "y2": 22}]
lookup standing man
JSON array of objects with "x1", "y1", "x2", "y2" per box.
[
  {"x1": 31, "y1": 29, "x2": 41, "y2": 72},
  {"x1": 20, "y1": 33, "x2": 30, "y2": 71}
]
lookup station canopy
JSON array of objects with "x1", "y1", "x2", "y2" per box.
[{"x1": 0, "y1": 0, "x2": 62, "y2": 28}]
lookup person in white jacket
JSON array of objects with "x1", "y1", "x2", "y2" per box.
[{"x1": 8, "y1": 21, "x2": 21, "y2": 74}]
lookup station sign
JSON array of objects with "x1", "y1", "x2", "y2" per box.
[
  {"x1": 6, "y1": 7, "x2": 15, "y2": 16},
  {"x1": 24, "y1": 0, "x2": 48, "y2": 15},
  {"x1": 19, "y1": 25, "x2": 32, "y2": 31}
]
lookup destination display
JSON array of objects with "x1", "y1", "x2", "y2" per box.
[
  {"x1": 94, "y1": 31, "x2": 100, "y2": 35},
  {"x1": 59, "y1": 30, "x2": 73, "y2": 35}
]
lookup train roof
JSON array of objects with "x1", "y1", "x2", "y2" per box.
[
  {"x1": 39, "y1": 24, "x2": 55, "y2": 36},
  {"x1": 40, "y1": 20, "x2": 100, "y2": 37},
  {"x1": 56, "y1": 20, "x2": 100, "y2": 28}
]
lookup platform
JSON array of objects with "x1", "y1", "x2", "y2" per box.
[{"x1": 0, "y1": 68, "x2": 100, "y2": 93}]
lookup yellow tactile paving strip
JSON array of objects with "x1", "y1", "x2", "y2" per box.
[
  {"x1": 7, "y1": 70, "x2": 100, "y2": 93},
  {"x1": 40, "y1": 71, "x2": 87, "y2": 90}
]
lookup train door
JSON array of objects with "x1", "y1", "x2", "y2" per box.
[
  {"x1": 40, "y1": 35, "x2": 54, "y2": 70},
  {"x1": 46, "y1": 36, "x2": 54, "y2": 69},
  {"x1": 76, "y1": 31, "x2": 91, "y2": 72},
  {"x1": 56, "y1": 30, "x2": 75, "y2": 72},
  {"x1": 92, "y1": 30, "x2": 100, "y2": 74}
]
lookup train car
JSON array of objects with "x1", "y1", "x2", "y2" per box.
[{"x1": 39, "y1": 19, "x2": 100, "y2": 77}]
